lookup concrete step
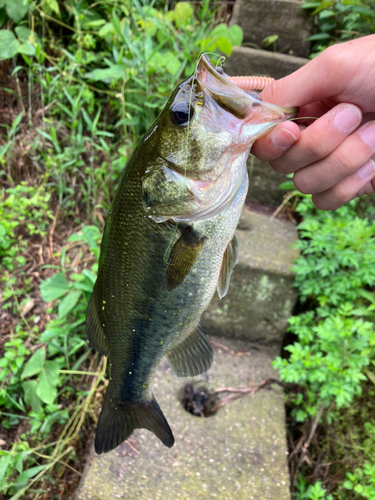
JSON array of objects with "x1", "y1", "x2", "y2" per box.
[
  {"x1": 230, "y1": 0, "x2": 314, "y2": 58},
  {"x1": 76, "y1": 338, "x2": 290, "y2": 500},
  {"x1": 224, "y1": 46, "x2": 309, "y2": 207},
  {"x1": 202, "y1": 206, "x2": 299, "y2": 345}
]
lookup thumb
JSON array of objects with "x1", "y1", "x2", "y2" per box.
[{"x1": 260, "y1": 48, "x2": 345, "y2": 108}]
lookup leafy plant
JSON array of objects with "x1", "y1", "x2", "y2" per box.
[
  {"x1": 301, "y1": 0, "x2": 375, "y2": 57},
  {"x1": 295, "y1": 477, "x2": 333, "y2": 499},
  {"x1": 0, "y1": 225, "x2": 100, "y2": 497}
]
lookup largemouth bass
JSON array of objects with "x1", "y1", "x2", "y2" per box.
[{"x1": 87, "y1": 55, "x2": 297, "y2": 454}]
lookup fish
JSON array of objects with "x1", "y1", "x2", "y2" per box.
[{"x1": 86, "y1": 55, "x2": 297, "y2": 454}]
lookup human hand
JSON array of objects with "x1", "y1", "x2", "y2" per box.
[{"x1": 252, "y1": 34, "x2": 375, "y2": 210}]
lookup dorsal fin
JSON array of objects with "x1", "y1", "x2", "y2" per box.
[
  {"x1": 166, "y1": 324, "x2": 213, "y2": 377},
  {"x1": 166, "y1": 227, "x2": 206, "y2": 290},
  {"x1": 217, "y1": 235, "x2": 239, "y2": 299}
]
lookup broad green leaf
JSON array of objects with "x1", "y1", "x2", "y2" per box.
[
  {"x1": 319, "y1": 9, "x2": 335, "y2": 19},
  {"x1": 84, "y1": 65, "x2": 126, "y2": 82},
  {"x1": 226, "y1": 25, "x2": 243, "y2": 47},
  {"x1": 15, "y1": 27, "x2": 40, "y2": 45},
  {"x1": 0, "y1": 453, "x2": 11, "y2": 484},
  {"x1": 22, "y1": 380, "x2": 42, "y2": 413},
  {"x1": 5, "y1": 0, "x2": 28, "y2": 23},
  {"x1": 58, "y1": 290, "x2": 82, "y2": 319},
  {"x1": 21, "y1": 348, "x2": 46, "y2": 380},
  {"x1": 40, "y1": 272, "x2": 69, "y2": 302},
  {"x1": 174, "y1": 2, "x2": 193, "y2": 25},
  {"x1": 39, "y1": 327, "x2": 64, "y2": 343},
  {"x1": 278, "y1": 181, "x2": 295, "y2": 190},
  {"x1": 36, "y1": 371, "x2": 57, "y2": 405},
  {"x1": 43, "y1": 0, "x2": 60, "y2": 15},
  {"x1": 216, "y1": 37, "x2": 233, "y2": 57},
  {"x1": 0, "y1": 30, "x2": 20, "y2": 61},
  {"x1": 82, "y1": 225, "x2": 101, "y2": 249},
  {"x1": 15, "y1": 464, "x2": 46, "y2": 484},
  {"x1": 44, "y1": 361, "x2": 60, "y2": 387},
  {"x1": 17, "y1": 43, "x2": 35, "y2": 56},
  {"x1": 211, "y1": 23, "x2": 228, "y2": 39}
]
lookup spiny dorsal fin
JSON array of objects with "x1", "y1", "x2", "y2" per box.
[
  {"x1": 217, "y1": 235, "x2": 239, "y2": 299},
  {"x1": 166, "y1": 227, "x2": 206, "y2": 290},
  {"x1": 86, "y1": 286, "x2": 109, "y2": 356},
  {"x1": 166, "y1": 324, "x2": 213, "y2": 378}
]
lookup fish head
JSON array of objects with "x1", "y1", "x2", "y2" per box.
[{"x1": 141, "y1": 54, "x2": 297, "y2": 222}]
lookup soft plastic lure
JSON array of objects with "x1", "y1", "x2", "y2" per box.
[{"x1": 226, "y1": 75, "x2": 275, "y2": 91}]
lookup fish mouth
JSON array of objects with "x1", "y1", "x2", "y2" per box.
[{"x1": 196, "y1": 54, "x2": 298, "y2": 122}]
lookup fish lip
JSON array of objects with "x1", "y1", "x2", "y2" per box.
[
  {"x1": 197, "y1": 55, "x2": 248, "y2": 94},
  {"x1": 196, "y1": 54, "x2": 298, "y2": 119},
  {"x1": 196, "y1": 54, "x2": 251, "y2": 100}
]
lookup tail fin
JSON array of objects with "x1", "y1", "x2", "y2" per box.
[{"x1": 95, "y1": 391, "x2": 174, "y2": 454}]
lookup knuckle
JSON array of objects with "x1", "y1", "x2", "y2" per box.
[
  {"x1": 305, "y1": 130, "x2": 326, "y2": 159},
  {"x1": 333, "y1": 148, "x2": 353, "y2": 174},
  {"x1": 330, "y1": 183, "x2": 351, "y2": 205},
  {"x1": 269, "y1": 159, "x2": 286, "y2": 174}
]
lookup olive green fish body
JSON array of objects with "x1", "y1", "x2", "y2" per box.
[{"x1": 87, "y1": 56, "x2": 297, "y2": 454}]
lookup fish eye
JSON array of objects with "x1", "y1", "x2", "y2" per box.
[{"x1": 170, "y1": 102, "x2": 194, "y2": 126}]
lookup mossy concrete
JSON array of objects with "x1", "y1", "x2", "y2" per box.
[
  {"x1": 202, "y1": 207, "x2": 299, "y2": 345},
  {"x1": 230, "y1": 0, "x2": 313, "y2": 58},
  {"x1": 224, "y1": 46, "x2": 308, "y2": 81},
  {"x1": 76, "y1": 339, "x2": 290, "y2": 500},
  {"x1": 246, "y1": 155, "x2": 292, "y2": 207}
]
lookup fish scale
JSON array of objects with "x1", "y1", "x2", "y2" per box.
[{"x1": 86, "y1": 55, "x2": 297, "y2": 454}]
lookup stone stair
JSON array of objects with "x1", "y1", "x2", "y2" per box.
[
  {"x1": 230, "y1": 0, "x2": 314, "y2": 58},
  {"x1": 203, "y1": 206, "x2": 299, "y2": 345},
  {"x1": 76, "y1": 339, "x2": 290, "y2": 500}
]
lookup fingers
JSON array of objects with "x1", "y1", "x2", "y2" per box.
[
  {"x1": 270, "y1": 104, "x2": 362, "y2": 174},
  {"x1": 251, "y1": 121, "x2": 300, "y2": 161},
  {"x1": 293, "y1": 120, "x2": 375, "y2": 194},
  {"x1": 312, "y1": 159, "x2": 375, "y2": 210},
  {"x1": 260, "y1": 44, "x2": 348, "y2": 108}
]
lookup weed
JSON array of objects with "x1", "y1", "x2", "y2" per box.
[{"x1": 301, "y1": 0, "x2": 375, "y2": 57}]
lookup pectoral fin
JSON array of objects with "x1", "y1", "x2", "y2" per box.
[
  {"x1": 166, "y1": 324, "x2": 213, "y2": 377},
  {"x1": 217, "y1": 235, "x2": 239, "y2": 299},
  {"x1": 86, "y1": 286, "x2": 109, "y2": 356},
  {"x1": 166, "y1": 227, "x2": 206, "y2": 290}
]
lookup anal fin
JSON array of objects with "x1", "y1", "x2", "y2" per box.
[
  {"x1": 217, "y1": 235, "x2": 239, "y2": 299},
  {"x1": 166, "y1": 324, "x2": 213, "y2": 377},
  {"x1": 86, "y1": 287, "x2": 108, "y2": 356}
]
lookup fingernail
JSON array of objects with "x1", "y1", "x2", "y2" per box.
[
  {"x1": 360, "y1": 122, "x2": 375, "y2": 148},
  {"x1": 271, "y1": 128, "x2": 297, "y2": 150},
  {"x1": 333, "y1": 105, "x2": 361, "y2": 133},
  {"x1": 357, "y1": 159, "x2": 375, "y2": 179}
]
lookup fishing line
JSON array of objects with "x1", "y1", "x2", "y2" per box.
[
  {"x1": 162, "y1": 55, "x2": 314, "y2": 264},
  {"x1": 163, "y1": 51, "x2": 224, "y2": 266}
]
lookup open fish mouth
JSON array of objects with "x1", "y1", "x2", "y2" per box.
[{"x1": 196, "y1": 54, "x2": 298, "y2": 122}]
